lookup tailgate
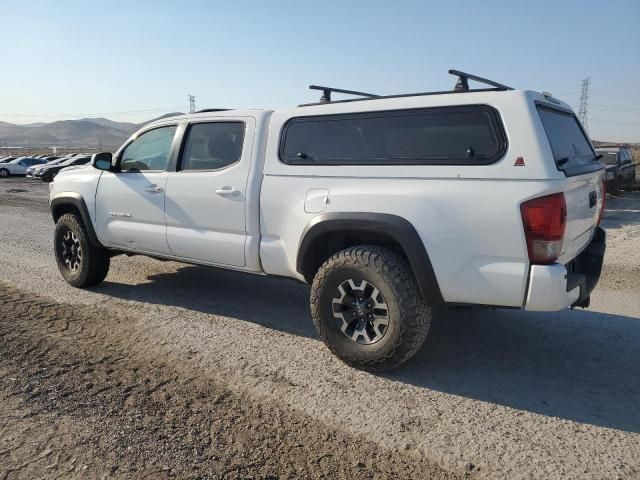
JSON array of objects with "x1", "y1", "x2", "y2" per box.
[
  {"x1": 535, "y1": 103, "x2": 605, "y2": 264},
  {"x1": 559, "y1": 170, "x2": 604, "y2": 264}
]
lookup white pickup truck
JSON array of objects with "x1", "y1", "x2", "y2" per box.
[{"x1": 49, "y1": 70, "x2": 606, "y2": 371}]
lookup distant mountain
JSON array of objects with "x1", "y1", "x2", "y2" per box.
[
  {"x1": 79, "y1": 117, "x2": 137, "y2": 131},
  {"x1": 0, "y1": 112, "x2": 185, "y2": 149}
]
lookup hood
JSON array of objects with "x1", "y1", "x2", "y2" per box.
[{"x1": 56, "y1": 164, "x2": 92, "y2": 174}]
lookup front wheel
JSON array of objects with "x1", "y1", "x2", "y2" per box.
[
  {"x1": 54, "y1": 213, "x2": 110, "y2": 287},
  {"x1": 0, "y1": 168, "x2": 9, "y2": 178},
  {"x1": 310, "y1": 246, "x2": 432, "y2": 371}
]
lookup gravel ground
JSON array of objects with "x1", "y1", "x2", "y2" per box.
[{"x1": 1, "y1": 176, "x2": 639, "y2": 479}]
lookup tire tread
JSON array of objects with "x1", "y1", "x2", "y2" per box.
[
  {"x1": 55, "y1": 213, "x2": 110, "y2": 288},
  {"x1": 310, "y1": 245, "x2": 431, "y2": 371}
]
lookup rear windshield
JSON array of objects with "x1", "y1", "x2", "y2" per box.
[
  {"x1": 598, "y1": 151, "x2": 618, "y2": 165},
  {"x1": 537, "y1": 105, "x2": 601, "y2": 176}
]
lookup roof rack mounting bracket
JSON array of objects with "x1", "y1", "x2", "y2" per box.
[
  {"x1": 448, "y1": 69, "x2": 513, "y2": 92},
  {"x1": 309, "y1": 85, "x2": 379, "y2": 103}
]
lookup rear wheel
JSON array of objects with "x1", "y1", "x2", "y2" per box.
[
  {"x1": 54, "y1": 213, "x2": 110, "y2": 287},
  {"x1": 0, "y1": 168, "x2": 9, "y2": 178},
  {"x1": 310, "y1": 245, "x2": 432, "y2": 371}
]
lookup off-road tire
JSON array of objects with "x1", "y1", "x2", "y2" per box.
[
  {"x1": 54, "y1": 213, "x2": 110, "y2": 287},
  {"x1": 310, "y1": 245, "x2": 432, "y2": 371},
  {"x1": 0, "y1": 168, "x2": 9, "y2": 178}
]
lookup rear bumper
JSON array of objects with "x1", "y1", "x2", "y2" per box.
[{"x1": 524, "y1": 227, "x2": 606, "y2": 311}]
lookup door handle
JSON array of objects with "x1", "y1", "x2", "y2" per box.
[
  {"x1": 215, "y1": 186, "x2": 240, "y2": 197},
  {"x1": 144, "y1": 184, "x2": 164, "y2": 193}
]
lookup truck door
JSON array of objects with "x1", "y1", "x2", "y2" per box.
[
  {"x1": 95, "y1": 125, "x2": 178, "y2": 254},
  {"x1": 164, "y1": 119, "x2": 254, "y2": 266}
]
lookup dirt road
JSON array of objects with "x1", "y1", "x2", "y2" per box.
[{"x1": 1, "y1": 177, "x2": 639, "y2": 479}]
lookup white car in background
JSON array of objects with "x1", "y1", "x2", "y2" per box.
[
  {"x1": 0, "y1": 157, "x2": 47, "y2": 177},
  {"x1": 27, "y1": 155, "x2": 76, "y2": 178}
]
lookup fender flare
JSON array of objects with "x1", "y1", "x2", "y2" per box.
[
  {"x1": 297, "y1": 212, "x2": 444, "y2": 304},
  {"x1": 50, "y1": 193, "x2": 102, "y2": 247}
]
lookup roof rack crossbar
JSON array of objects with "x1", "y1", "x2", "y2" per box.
[
  {"x1": 195, "y1": 108, "x2": 231, "y2": 113},
  {"x1": 299, "y1": 69, "x2": 514, "y2": 107},
  {"x1": 309, "y1": 85, "x2": 379, "y2": 103},
  {"x1": 448, "y1": 69, "x2": 513, "y2": 92}
]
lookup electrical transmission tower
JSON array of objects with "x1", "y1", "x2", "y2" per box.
[
  {"x1": 188, "y1": 94, "x2": 196, "y2": 114},
  {"x1": 578, "y1": 77, "x2": 590, "y2": 133}
]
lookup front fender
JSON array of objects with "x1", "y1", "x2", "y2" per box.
[{"x1": 50, "y1": 193, "x2": 102, "y2": 247}]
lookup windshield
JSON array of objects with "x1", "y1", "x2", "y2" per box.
[
  {"x1": 44, "y1": 158, "x2": 64, "y2": 166},
  {"x1": 9, "y1": 159, "x2": 22, "y2": 164},
  {"x1": 59, "y1": 157, "x2": 83, "y2": 166},
  {"x1": 597, "y1": 151, "x2": 618, "y2": 165},
  {"x1": 537, "y1": 105, "x2": 601, "y2": 176}
]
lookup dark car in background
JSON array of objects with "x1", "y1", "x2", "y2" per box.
[
  {"x1": 26, "y1": 156, "x2": 68, "y2": 178},
  {"x1": 37, "y1": 155, "x2": 91, "y2": 182},
  {"x1": 597, "y1": 146, "x2": 636, "y2": 194}
]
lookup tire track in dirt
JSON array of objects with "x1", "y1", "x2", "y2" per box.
[{"x1": 0, "y1": 282, "x2": 462, "y2": 479}]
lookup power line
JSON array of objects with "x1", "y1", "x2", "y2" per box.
[
  {"x1": 0, "y1": 106, "x2": 185, "y2": 119},
  {"x1": 578, "y1": 77, "x2": 590, "y2": 133},
  {"x1": 554, "y1": 91, "x2": 580, "y2": 97},
  {"x1": 588, "y1": 105, "x2": 640, "y2": 113},
  {"x1": 589, "y1": 117, "x2": 640, "y2": 125},
  {"x1": 591, "y1": 90, "x2": 640, "y2": 99}
]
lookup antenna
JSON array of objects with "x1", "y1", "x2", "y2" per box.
[
  {"x1": 188, "y1": 94, "x2": 196, "y2": 114},
  {"x1": 578, "y1": 77, "x2": 590, "y2": 133}
]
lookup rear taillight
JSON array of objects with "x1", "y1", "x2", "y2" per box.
[
  {"x1": 520, "y1": 193, "x2": 567, "y2": 264},
  {"x1": 597, "y1": 177, "x2": 606, "y2": 225}
]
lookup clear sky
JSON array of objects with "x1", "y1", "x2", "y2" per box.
[{"x1": 1, "y1": 0, "x2": 639, "y2": 142}]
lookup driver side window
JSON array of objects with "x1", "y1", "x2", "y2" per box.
[{"x1": 120, "y1": 125, "x2": 177, "y2": 172}]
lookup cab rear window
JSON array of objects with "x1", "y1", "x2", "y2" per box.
[{"x1": 536, "y1": 105, "x2": 601, "y2": 176}]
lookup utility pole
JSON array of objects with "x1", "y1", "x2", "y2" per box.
[
  {"x1": 578, "y1": 77, "x2": 590, "y2": 133},
  {"x1": 188, "y1": 94, "x2": 196, "y2": 114}
]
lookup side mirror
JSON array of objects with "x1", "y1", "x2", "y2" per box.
[{"x1": 92, "y1": 152, "x2": 113, "y2": 171}]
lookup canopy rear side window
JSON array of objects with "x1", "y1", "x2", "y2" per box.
[{"x1": 280, "y1": 106, "x2": 507, "y2": 165}]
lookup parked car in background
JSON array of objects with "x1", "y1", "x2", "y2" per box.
[
  {"x1": 0, "y1": 156, "x2": 17, "y2": 163},
  {"x1": 0, "y1": 157, "x2": 47, "y2": 177},
  {"x1": 596, "y1": 146, "x2": 636, "y2": 194},
  {"x1": 37, "y1": 155, "x2": 91, "y2": 182},
  {"x1": 26, "y1": 156, "x2": 68, "y2": 178}
]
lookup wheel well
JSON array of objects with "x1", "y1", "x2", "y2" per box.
[
  {"x1": 50, "y1": 198, "x2": 102, "y2": 247},
  {"x1": 299, "y1": 230, "x2": 408, "y2": 283},
  {"x1": 297, "y1": 213, "x2": 445, "y2": 305},
  {"x1": 52, "y1": 203, "x2": 82, "y2": 223}
]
